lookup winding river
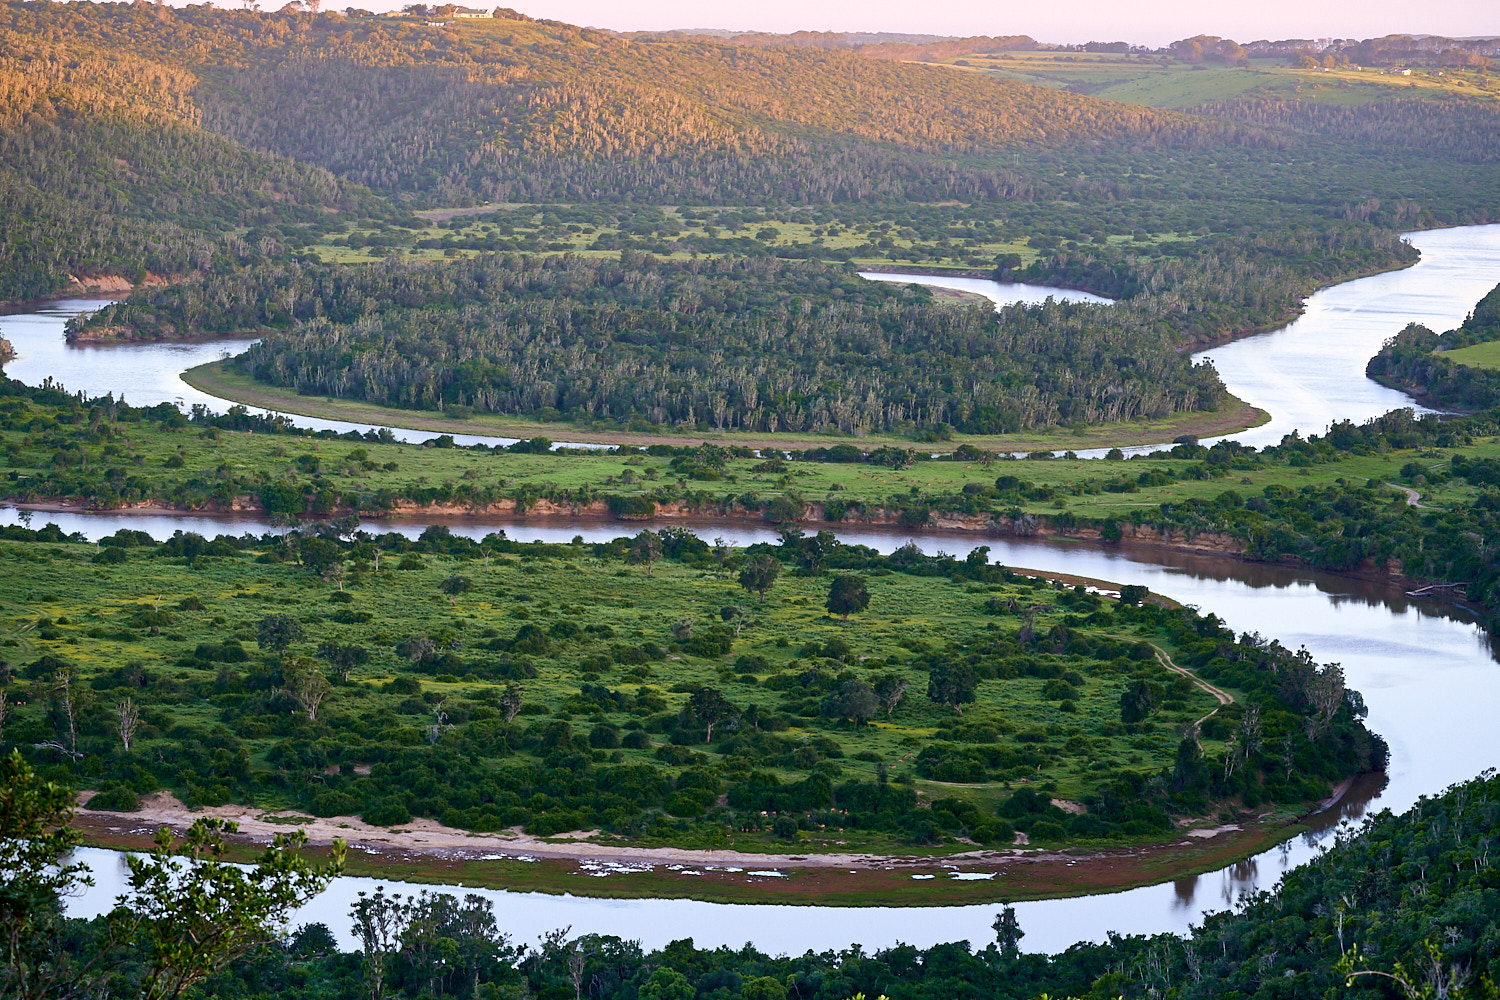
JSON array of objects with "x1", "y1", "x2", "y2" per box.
[{"x1": 4, "y1": 225, "x2": 1500, "y2": 955}]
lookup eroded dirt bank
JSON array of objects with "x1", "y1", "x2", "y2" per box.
[{"x1": 14, "y1": 495, "x2": 1411, "y2": 588}]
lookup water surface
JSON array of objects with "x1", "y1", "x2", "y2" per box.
[
  {"x1": 7, "y1": 226, "x2": 1500, "y2": 955},
  {"x1": 24, "y1": 508, "x2": 1493, "y2": 954}
]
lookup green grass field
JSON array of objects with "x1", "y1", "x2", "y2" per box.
[
  {"x1": 937, "y1": 52, "x2": 1500, "y2": 110},
  {"x1": 1440, "y1": 341, "x2": 1500, "y2": 371},
  {"x1": 0, "y1": 531, "x2": 1224, "y2": 854},
  {"x1": 11, "y1": 380, "x2": 1493, "y2": 523}
]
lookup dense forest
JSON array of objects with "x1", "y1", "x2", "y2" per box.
[
  {"x1": 0, "y1": 1, "x2": 1492, "y2": 309},
  {"x1": 7, "y1": 752, "x2": 1496, "y2": 999},
  {"x1": 1190, "y1": 97, "x2": 1500, "y2": 164},
  {"x1": 70, "y1": 226, "x2": 1415, "y2": 436},
  {"x1": 0, "y1": 13, "x2": 399, "y2": 301}
]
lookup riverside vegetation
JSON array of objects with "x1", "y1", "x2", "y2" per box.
[
  {"x1": 4, "y1": 749, "x2": 1497, "y2": 1000},
  {"x1": 2, "y1": 2, "x2": 1495, "y2": 452},
  {"x1": 0, "y1": 497, "x2": 1382, "y2": 852},
  {"x1": 2, "y1": 1, "x2": 1497, "y2": 373},
  {"x1": 8, "y1": 350, "x2": 1500, "y2": 621},
  {"x1": 67, "y1": 229, "x2": 1410, "y2": 438},
  {"x1": 1368, "y1": 282, "x2": 1500, "y2": 413}
]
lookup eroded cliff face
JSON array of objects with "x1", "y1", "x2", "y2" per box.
[{"x1": 27, "y1": 493, "x2": 1414, "y2": 580}]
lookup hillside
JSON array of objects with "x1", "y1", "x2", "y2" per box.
[{"x1": 0, "y1": 12, "x2": 396, "y2": 301}]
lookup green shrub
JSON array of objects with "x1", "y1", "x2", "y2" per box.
[
  {"x1": 362, "y1": 800, "x2": 412, "y2": 827},
  {"x1": 1029, "y1": 819, "x2": 1066, "y2": 841},
  {"x1": 88, "y1": 784, "x2": 140, "y2": 812},
  {"x1": 310, "y1": 791, "x2": 360, "y2": 817}
]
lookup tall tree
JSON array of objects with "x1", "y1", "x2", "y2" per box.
[
  {"x1": 825, "y1": 574, "x2": 870, "y2": 620},
  {"x1": 257, "y1": 614, "x2": 305, "y2": 654},
  {"x1": 737, "y1": 554, "x2": 781, "y2": 606},
  {"x1": 628, "y1": 531, "x2": 663, "y2": 578},
  {"x1": 926, "y1": 661, "x2": 979, "y2": 715},
  {"x1": 687, "y1": 687, "x2": 736, "y2": 743},
  {"x1": 115, "y1": 697, "x2": 141, "y2": 752},
  {"x1": 0, "y1": 751, "x2": 101, "y2": 1000}
]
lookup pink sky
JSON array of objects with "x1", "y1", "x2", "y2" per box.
[{"x1": 473, "y1": 0, "x2": 1495, "y2": 47}]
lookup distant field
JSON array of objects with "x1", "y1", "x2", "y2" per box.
[
  {"x1": 1439, "y1": 341, "x2": 1500, "y2": 370},
  {"x1": 939, "y1": 52, "x2": 1500, "y2": 110}
]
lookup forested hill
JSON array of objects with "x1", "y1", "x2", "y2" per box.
[
  {"x1": 0, "y1": 1, "x2": 1492, "y2": 229},
  {"x1": 0, "y1": 7, "x2": 397, "y2": 302},
  {"x1": 0, "y1": 1, "x2": 1229, "y2": 210}
]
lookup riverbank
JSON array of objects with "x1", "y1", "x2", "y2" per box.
[
  {"x1": 67, "y1": 793, "x2": 1315, "y2": 907},
  {"x1": 3, "y1": 491, "x2": 1398, "y2": 585},
  {"x1": 182, "y1": 359, "x2": 1270, "y2": 452}
]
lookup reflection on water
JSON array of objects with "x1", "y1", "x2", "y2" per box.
[
  {"x1": 8, "y1": 225, "x2": 1500, "y2": 954},
  {"x1": 1202, "y1": 224, "x2": 1500, "y2": 449},
  {"x1": 883, "y1": 224, "x2": 1500, "y2": 456},
  {"x1": 27, "y1": 506, "x2": 1499, "y2": 954},
  {"x1": 0, "y1": 300, "x2": 572, "y2": 449}
]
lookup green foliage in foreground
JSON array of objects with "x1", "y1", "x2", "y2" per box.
[
  {"x1": 0, "y1": 751, "x2": 342, "y2": 1000},
  {"x1": 16, "y1": 758, "x2": 1500, "y2": 999},
  {"x1": 0, "y1": 516, "x2": 1380, "y2": 852}
]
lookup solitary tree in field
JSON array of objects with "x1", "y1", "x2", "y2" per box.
[
  {"x1": 737, "y1": 554, "x2": 780, "y2": 605},
  {"x1": 628, "y1": 531, "x2": 663, "y2": 577},
  {"x1": 688, "y1": 687, "x2": 736, "y2": 743},
  {"x1": 500, "y1": 682, "x2": 525, "y2": 723},
  {"x1": 317, "y1": 641, "x2": 371, "y2": 682},
  {"x1": 300, "y1": 537, "x2": 342, "y2": 579},
  {"x1": 712, "y1": 537, "x2": 732, "y2": 577},
  {"x1": 1119, "y1": 679, "x2": 1160, "y2": 724},
  {"x1": 926, "y1": 661, "x2": 979, "y2": 715},
  {"x1": 439, "y1": 575, "x2": 473, "y2": 603},
  {"x1": 257, "y1": 614, "x2": 305, "y2": 654},
  {"x1": 874, "y1": 673, "x2": 909, "y2": 719},
  {"x1": 47, "y1": 668, "x2": 81, "y2": 759},
  {"x1": 822, "y1": 678, "x2": 878, "y2": 725},
  {"x1": 720, "y1": 605, "x2": 747, "y2": 637},
  {"x1": 284, "y1": 661, "x2": 331, "y2": 722},
  {"x1": 825, "y1": 574, "x2": 870, "y2": 620}
]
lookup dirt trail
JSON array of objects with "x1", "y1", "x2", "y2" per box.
[
  {"x1": 1386, "y1": 482, "x2": 1427, "y2": 508},
  {"x1": 1152, "y1": 644, "x2": 1234, "y2": 730}
]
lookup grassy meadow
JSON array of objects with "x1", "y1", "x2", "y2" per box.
[
  {"x1": 937, "y1": 51, "x2": 1500, "y2": 109},
  {"x1": 0, "y1": 527, "x2": 1231, "y2": 853},
  {"x1": 5, "y1": 386, "x2": 1489, "y2": 523}
]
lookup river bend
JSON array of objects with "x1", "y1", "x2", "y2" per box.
[{"x1": 0, "y1": 226, "x2": 1498, "y2": 954}]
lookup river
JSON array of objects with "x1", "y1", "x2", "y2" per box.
[{"x1": 3, "y1": 226, "x2": 1500, "y2": 955}]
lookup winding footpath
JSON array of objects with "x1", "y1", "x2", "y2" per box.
[{"x1": 1152, "y1": 645, "x2": 1234, "y2": 730}]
